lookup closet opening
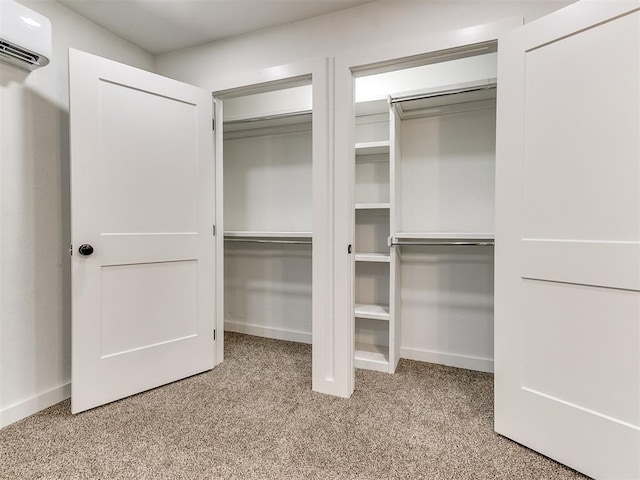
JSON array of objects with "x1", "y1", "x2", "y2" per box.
[
  {"x1": 351, "y1": 43, "x2": 497, "y2": 377},
  {"x1": 217, "y1": 79, "x2": 314, "y2": 381}
]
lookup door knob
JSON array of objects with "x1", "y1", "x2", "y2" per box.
[{"x1": 78, "y1": 244, "x2": 94, "y2": 256}]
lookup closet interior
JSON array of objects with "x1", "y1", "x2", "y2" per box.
[
  {"x1": 353, "y1": 49, "x2": 497, "y2": 374},
  {"x1": 223, "y1": 83, "x2": 313, "y2": 345}
]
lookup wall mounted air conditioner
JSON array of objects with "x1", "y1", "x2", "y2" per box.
[{"x1": 0, "y1": 0, "x2": 51, "y2": 71}]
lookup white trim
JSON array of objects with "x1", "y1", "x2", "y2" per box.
[
  {"x1": 225, "y1": 321, "x2": 312, "y2": 345},
  {"x1": 214, "y1": 98, "x2": 225, "y2": 366},
  {"x1": 311, "y1": 58, "x2": 340, "y2": 397},
  {"x1": 0, "y1": 383, "x2": 71, "y2": 429},
  {"x1": 401, "y1": 347, "x2": 494, "y2": 373}
]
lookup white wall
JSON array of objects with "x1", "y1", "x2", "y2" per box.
[
  {"x1": 225, "y1": 244, "x2": 313, "y2": 343},
  {"x1": 224, "y1": 129, "x2": 313, "y2": 233},
  {"x1": 155, "y1": 0, "x2": 574, "y2": 87},
  {"x1": 0, "y1": 0, "x2": 154, "y2": 428}
]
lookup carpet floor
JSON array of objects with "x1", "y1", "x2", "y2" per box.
[{"x1": 1, "y1": 333, "x2": 588, "y2": 479}]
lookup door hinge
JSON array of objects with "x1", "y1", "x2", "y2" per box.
[
  {"x1": 213, "y1": 329, "x2": 216, "y2": 341},
  {"x1": 213, "y1": 224, "x2": 216, "y2": 236},
  {"x1": 212, "y1": 119, "x2": 215, "y2": 130},
  {"x1": 69, "y1": 244, "x2": 73, "y2": 256},
  {"x1": 347, "y1": 244, "x2": 352, "y2": 254}
]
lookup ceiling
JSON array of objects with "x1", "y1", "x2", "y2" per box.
[{"x1": 58, "y1": 0, "x2": 375, "y2": 55}]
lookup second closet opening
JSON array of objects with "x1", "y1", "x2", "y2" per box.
[
  {"x1": 221, "y1": 81, "x2": 314, "y2": 361},
  {"x1": 352, "y1": 45, "x2": 497, "y2": 376}
]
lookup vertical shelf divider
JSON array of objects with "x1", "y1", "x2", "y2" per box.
[{"x1": 389, "y1": 102, "x2": 402, "y2": 373}]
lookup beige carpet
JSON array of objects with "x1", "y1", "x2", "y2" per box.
[{"x1": 1, "y1": 333, "x2": 588, "y2": 479}]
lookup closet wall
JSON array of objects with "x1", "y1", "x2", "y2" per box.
[{"x1": 223, "y1": 86, "x2": 313, "y2": 343}]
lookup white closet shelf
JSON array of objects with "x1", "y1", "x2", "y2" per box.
[
  {"x1": 224, "y1": 110, "x2": 312, "y2": 130},
  {"x1": 390, "y1": 78, "x2": 497, "y2": 120},
  {"x1": 394, "y1": 232, "x2": 494, "y2": 240},
  {"x1": 224, "y1": 231, "x2": 312, "y2": 239},
  {"x1": 355, "y1": 253, "x2": 390, "y2": 263},
  {"x1": 354, "y1": 342, "x2": 389, "y2": 372},
  {"x1": 355, "y1": 303, "x2": 390, "y2": 321},
  {"x1": 355, "y1": 203, "x2": 391, "y2": 210},
  {"x1": 355, "y1": 140, "x2": 390, "y2": 155}
]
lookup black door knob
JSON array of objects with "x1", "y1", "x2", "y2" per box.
[{"x1": 78, "y1": 244, "x2": 94, "y2": 256}]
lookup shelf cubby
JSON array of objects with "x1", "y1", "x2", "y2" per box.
[
  {"x1": 354, "y1": 342, "x2": 389, "y2": 372},
  {"x1": 355, "y1": 253, "x2": 391, "y2": 263},
  {"x1": 355, "y1": 303, "x2": 390, "y2": 321}
]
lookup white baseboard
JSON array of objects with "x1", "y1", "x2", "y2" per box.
[
  {"x1": 1, "y1": 383, "x2": 71, "y2": 429},
  {"x1": 400, "y1": 347, "x2": 494, "y2": 373},
  {"x1": 225, "y1": 321, "x2": 312, "y2": 344},
  {"x1": 224, "y1": 323, "x2": 492, "y2": 372}
]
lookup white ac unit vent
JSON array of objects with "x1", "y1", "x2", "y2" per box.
[{"x1": 0, "y1": 0, "x2": 51, "y2": 71}]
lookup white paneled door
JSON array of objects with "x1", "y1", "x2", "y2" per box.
[
  {"x1": 69, "y1": 49, "x2": 216, "y2": 414},
  {"x1": 495, "y1": 2, "x2": 640, "y2": 479}
]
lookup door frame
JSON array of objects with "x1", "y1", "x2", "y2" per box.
[
  {"x1": 205, "y1": 59, "x2": 336, "y2": 396},
  {"x1": 333, "y1": 18, "x2": 522, "y2": 397}
]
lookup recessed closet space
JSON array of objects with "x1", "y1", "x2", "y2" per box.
[
  {"x1": 353, "y1": 48, "x2": 498, "y2": 374},
  {"x1": 222, "y1": 84, "x2": 313, "y2": 345}
]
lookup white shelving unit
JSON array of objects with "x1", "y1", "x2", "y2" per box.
[
  {"x1": 353, "y1": 63, "x2": 498, "y2": 375},
  {"x1": 353, "y1": 99, "x2": 397, "y2": 373}
]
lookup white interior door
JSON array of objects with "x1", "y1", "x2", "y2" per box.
[
  {"x1": 495, "y1": 2, "x2": 640, "y2": 478},
  {"x1": 69, "y1": 49, "x2": 216, "y2": 414}
]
